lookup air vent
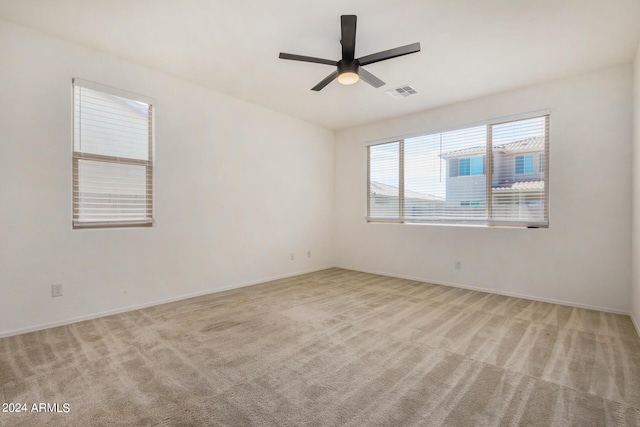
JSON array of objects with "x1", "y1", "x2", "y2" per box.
[{"x1": 386, "y1": 85, "x2": 418, "y2": 98}]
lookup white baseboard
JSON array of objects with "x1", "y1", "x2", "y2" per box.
[
  {"x1": 2, "y1": 265, "x2": 633, "y2": 339},
  {"x1": 335, "y1": 265, "x2": 631, "y2": 316},
  {"x1": 0, "y1": 266, "x2": 334, "y2": 338},
  {"x1": 631, "y1": 314, "x2": 640, "y2": 338}
]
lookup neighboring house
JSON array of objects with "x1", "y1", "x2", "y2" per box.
[
  {"x1": 369, "y1": 181, "x2": 445, "y2": 217},
  {"x1": 440, "y1": 136, "x2": 545, "y2": 220}
]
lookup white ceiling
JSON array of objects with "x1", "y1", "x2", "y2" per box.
[{"x1": 1, "y1": 0, "x2": 639, "y2": 130}]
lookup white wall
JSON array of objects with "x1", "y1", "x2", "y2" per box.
[
  {"x1": 0, "y1": 20, "x2": 335, "y2": 336},
  {"x1": 632, "y1": 43, "x2": 640, "y2": 333},
  {"x1": 335, "y1": 65, "x2": 633, "y2": 313}
]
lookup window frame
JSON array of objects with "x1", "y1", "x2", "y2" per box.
[
  {"x1": 72, "y1": 78, "x2": 155, "y2": 229},
  {"x1": 365, "y1": 111, "x2": 550, "y2": 228}
]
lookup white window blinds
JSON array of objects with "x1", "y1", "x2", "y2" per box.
[
  {"x1": 73, "y1": 79, "x2": 154, "y2": 228},
  {"x1": 367, "y1": 114, "x2": 549, "y2": 227},
  {"x1": 491, "y1": 116, "x2": 548, "y2": 225},
  {"x1": 368, "y1": 142, "x2": 401, "y2": 220}
]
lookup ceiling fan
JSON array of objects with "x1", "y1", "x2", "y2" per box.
[{"x1": 279, "y1": 15, "x2": 421, "y2": 91}]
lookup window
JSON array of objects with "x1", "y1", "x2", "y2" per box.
[
  {"x1": 367, "y1": 114, "x2": 549, "y2": 227},
  {"x1": 368, "y1": 142, "x2": 401, "y2": 220},
  {"x1": 450, "y1": 156, "x2": 485, "y2": 177},
  {"x1": 458, "y1": 156, "x2": 484, "y2": 176},
  {"x1": 515, "y1": 155, "x2": 534, "y2": 174},
  {"x1": 459, "y1": 158, "x2": 470, "y2": 176},
  {"x1": 73, "y1": 79, "x2": 154, "y2": 228}
]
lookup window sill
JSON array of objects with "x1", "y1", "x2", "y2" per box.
[
  {"x1": 365, "y1": 219, "x2": 548, "y2": 229},
  {"x1": 73, "y1": 220, "x2": 154, "y2": 229}
]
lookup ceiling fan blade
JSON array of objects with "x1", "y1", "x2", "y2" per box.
[
  {"x1": 279, "y1": 53, "x2": 336, "y2": 66},
  {"x1": 359, "y1": 68, "x2": 385, "y2": 88},
  {"x1": 357, "y1": 42, "x2": 421, "y2": 66},
  {"x1": 340, "y1": 15, "x2": 357, "y2": 61},
  {"x1": 311, "y1": 70, "x2": 338, "y2": 91}
]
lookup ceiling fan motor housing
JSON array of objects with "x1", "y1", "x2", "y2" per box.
[{"x1": 338, "y1": 60, "x2": 359, "y2": 75}]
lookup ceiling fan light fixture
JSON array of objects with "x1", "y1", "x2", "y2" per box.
[
  {"x1": 337, "y1": 59, "x2": 360, "y2": 85},
  {"x1": 337, "y1": 71, "x2": 359, "y2": 85}
]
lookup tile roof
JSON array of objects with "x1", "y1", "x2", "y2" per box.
[
  {"x1": 499, "y1": 136, "x2": 544, "y2": 153},
  {"x1": 440, "y1": 136, "x2": 545, "y2": 158},
  {"x1": 439, "y1": 145, "x2": 485, "y2": 157},
  {"x1": 370, "y1": 181, "x2": 444, "y2": 202},
  {"x1": 492, "y1": 180, "x2": 544, "y2": 191}
]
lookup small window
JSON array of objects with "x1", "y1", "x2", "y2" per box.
[
  {"x1": 449, "y1": 159, "x2": 459, "y2": 177},
  {"x1": 515, "y1": 155, "x2": 534, "y2": 174},
  {"x1": 72, "y1": 79, "x2": 154, "y2": 228},
  {"x1": 471, "y1": 157, "x2": 484, "y2": 175},
  {"x1": 459, "y1": 156, "x2": 484, "y2": 176},
  {"x1": 459, "y1": 158, "x2": 470, "y2": 176}
]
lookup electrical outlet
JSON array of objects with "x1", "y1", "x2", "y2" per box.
[
  {"x1": 454, "y1": 261, "x2": 461, "y2": 270},
  {"x1": 307, "y1": 251, "x2": 311, "y2": 258},
  {"x1": 290, "y1": 253, "x2": 294, "y2": 261},
  {"x1": 51, "y1": 284, "x2": 63, "y2": 297}
]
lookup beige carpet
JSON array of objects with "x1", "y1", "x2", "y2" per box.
[{"x1": 1, "y1": 268, "x2": 639, "y2": 426}]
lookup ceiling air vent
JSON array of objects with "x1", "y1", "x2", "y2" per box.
[{"x1": 386, "y1": 85, "x2": 418, "y2": 98}]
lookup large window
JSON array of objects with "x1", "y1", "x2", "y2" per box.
[
  {"x1": 73, "y1": 79, "x2": 154, "y2": 228},
  {"x1": 367, "y1": 114, "x2": 549, "y2": 227}
]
